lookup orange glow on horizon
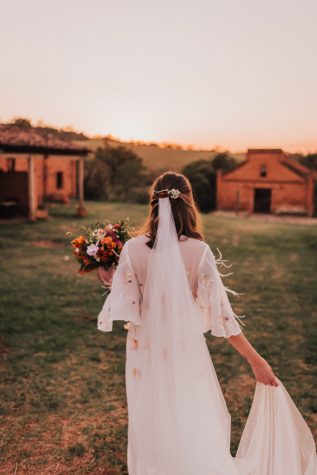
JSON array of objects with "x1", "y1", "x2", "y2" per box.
[{"x1": 4, "y1": 115, "x2": 317, "y2": 154}]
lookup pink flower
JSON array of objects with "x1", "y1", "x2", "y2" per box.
[{"x1": 86, "y1": 243, "x2": 99, "y2": 257}]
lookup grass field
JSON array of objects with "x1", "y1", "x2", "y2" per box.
[{"x1": 0, "y1": 201, "x2": 316, "y2": 474}]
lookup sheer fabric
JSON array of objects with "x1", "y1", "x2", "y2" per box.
[
  {"x1": 237, "y1": 381, "x2": 317, "y2": 475},
  {"x1": 98, "y1": 242, "x2": 141, "y2": 332},
  {"x1": 196, "y1": 245, "x2": 244, "y2": 337},
  {"x1": 97, "y1": 209, "x2": 317, "y2": 475}
]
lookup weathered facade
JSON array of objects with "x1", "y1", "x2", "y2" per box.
[
  {"x1": 217, "y1": 149, "x2": 315, "y2": 216},
  {"x1": 0, "y1": 125, "x2": 90, "y2": 219}
]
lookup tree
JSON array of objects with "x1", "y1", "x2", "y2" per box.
[
  {"x1": 298, "y1": 153, "x2": 317, "y2": 170},
  {"x1": 182, "y1": 153, "x2": 238, "y2": 212},
  {"x1": 85, "y1": 146, "x2": 147, "y2": 201},
  {"x1": 297, "y1": 154, "x2": 317, "y2": 217},
  {"x1": 182, "y1": 160, "x2": 215, "y2": 212},
  {"x1": 11, "y1": 117, "x2": 32, "y2": 128},
  {"x1": 212, "y1": 152, "x2": 237, "y2": 172},
  {"x1": 84, "y1": 158, "x2": 110, "y2": 200}
]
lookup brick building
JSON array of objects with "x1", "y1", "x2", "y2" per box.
[
  {"x1": 216, "y1": 149, "x2": 315, "y2": 216},
  {"x1": 0, "y1": 125, "x2": 90, "y2": 220}
]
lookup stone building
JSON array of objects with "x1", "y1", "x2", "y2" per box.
[
  {"x1": 216, "y1": 149, "x2": 315, "y2": 216},
  {"x1": 0, "y1": 124, "x2": 90, "y2": 220}
]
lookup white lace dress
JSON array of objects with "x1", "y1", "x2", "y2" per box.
[{"x1": 98, "y1": 235, "x2": 317, "y2": 475}]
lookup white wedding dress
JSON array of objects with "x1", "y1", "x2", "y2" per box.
[{"x1": 98, "y1": 198, "x2": 317, "y2": 475}]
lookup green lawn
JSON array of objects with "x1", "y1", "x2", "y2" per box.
[{"x1": 0, "y1": 201, "x2": 316, "y2": 474}]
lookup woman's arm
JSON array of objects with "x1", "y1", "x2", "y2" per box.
[
  {"x1": 96, "y1": 266, "x2": 115, "y2": 286},
  {"x1": 228, "y1": 333, "x2": 279, "y2": 387}
]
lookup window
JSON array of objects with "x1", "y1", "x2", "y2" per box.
[
  {"x1": 260, "y1": 164, "x2": 267, "y2": 177},
  {"x1": 56, "y1": 171, "x2": 64, "y2": 189},
  {"x1": 7, "y1": 158, "x2": 16, "y2": 171}
]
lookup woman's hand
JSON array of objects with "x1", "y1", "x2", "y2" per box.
[
  {"x1": 227, "y1": 333, "x2": 279, "y2": 387},
  {"x1": 96, "y1": 266, "x2": 115, "y2": 287},
  {"x1": 249, "y1": 355, "x2": 279, "y2": 387}
]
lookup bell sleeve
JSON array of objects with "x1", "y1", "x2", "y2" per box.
[
  {"x1": 97, "y1": 241, "x2": 142, "y2": 332},
  {"x1": 196, "y1": 244, "x2": 245, "y2": 338}
]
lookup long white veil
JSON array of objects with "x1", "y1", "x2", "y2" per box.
[
  {"x1": 125, "y1": 195, "x2": 317, "y2": 475},
  {"x1": 130, "y1": 197, "x2": 247, "y2": 475}
]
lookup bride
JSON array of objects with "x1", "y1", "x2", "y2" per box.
[{"x1": 97, "y1": 172, "x2": 317, "y2": 475}]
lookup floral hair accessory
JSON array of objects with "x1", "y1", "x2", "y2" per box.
[
  {"x1": 154, "y1": 188, "x2": 181, "y2": 199},
  {"x1": 169, "y1": 188, "x2": 181, "y2": 199}
]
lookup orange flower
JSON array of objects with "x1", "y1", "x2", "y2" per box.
[
  {"x1": 82, "y1": 257, "x2": 92, "y2": 266},
  {"x1": 97, "y1": 249, "x2": 109, "y2": 262},
  {"x1": 71, "y1": 235, "x2": 86, "y2": 247},
  {"x1": 101, "y1": 236, "x2": 112, "y2": 245}
]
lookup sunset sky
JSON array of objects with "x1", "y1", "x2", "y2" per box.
[{"x1": 1, "y1": 0, "x2": 317, "y2": 152}]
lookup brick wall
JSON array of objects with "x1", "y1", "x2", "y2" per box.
[
  {"x1": 217, "y1": 180, "x2": 308, "y2": 214},
  {"x1": 0, "y1": 153, "x2": 80, "y2": 209},
  {"x1": 217, "y1": 150, "x2": 313, "y2": 215}
]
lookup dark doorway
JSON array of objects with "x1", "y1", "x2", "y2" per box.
[
  {"x1": 0, "y1": 171, "x2": 29, "y2": 217},
  {"x1": 254, "y1": 188, "x2": 271, "y2": 213}
]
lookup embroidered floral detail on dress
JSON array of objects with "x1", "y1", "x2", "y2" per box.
[
  {"x1": 132, "y1": 368, "x2": 141, "y2": 377},
  {"x1": 198, "y1": 273, "x2": 213, "y2": 290},
  {"x1": 131, "y1": 338, "x2": 138, "y2": 350},
  {"x1": 124, "y1": 270, "x2": 133, "y2": 284}
]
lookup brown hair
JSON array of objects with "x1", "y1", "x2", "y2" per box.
[{"x1": 135, "y1": 171, "x2": 204, "y2": 248}]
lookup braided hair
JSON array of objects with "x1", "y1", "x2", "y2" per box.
[{"x1": 135, "y1": 171, "x2": 203, "y2": 248}]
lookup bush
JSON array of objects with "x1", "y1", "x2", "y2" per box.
[{"x1": 85, "y1": 146, "x2": 147, "y2": 201}]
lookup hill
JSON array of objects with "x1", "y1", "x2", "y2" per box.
[{"x1": 75, "y1": 136, "x2": 245, "y2": 172}]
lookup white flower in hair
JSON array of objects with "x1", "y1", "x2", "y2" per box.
[{"x1": 168, "y1": 188, "x2": 181, "y2": 199}]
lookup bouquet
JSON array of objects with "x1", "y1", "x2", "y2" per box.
[{"x1": 68, "y1": 219, "x2": 130, "y2": 275}]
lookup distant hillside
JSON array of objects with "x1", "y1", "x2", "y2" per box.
[
  {"x1": 3, "y1": 118, "x2": 89, "y2": 142},
  {"x1": 75, "y1": 136, "x2": 245, "y2": 172}
]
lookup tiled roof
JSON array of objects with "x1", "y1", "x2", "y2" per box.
[
  {"x1": 0, "y1": 124, "x2": 90, "y2": 155},
  {"x1": 222, "y1": 149, "x2": 315, "y2": 180},
  {"x1": 281, "y1": 157, "x2": 313, "y2": 177}
]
